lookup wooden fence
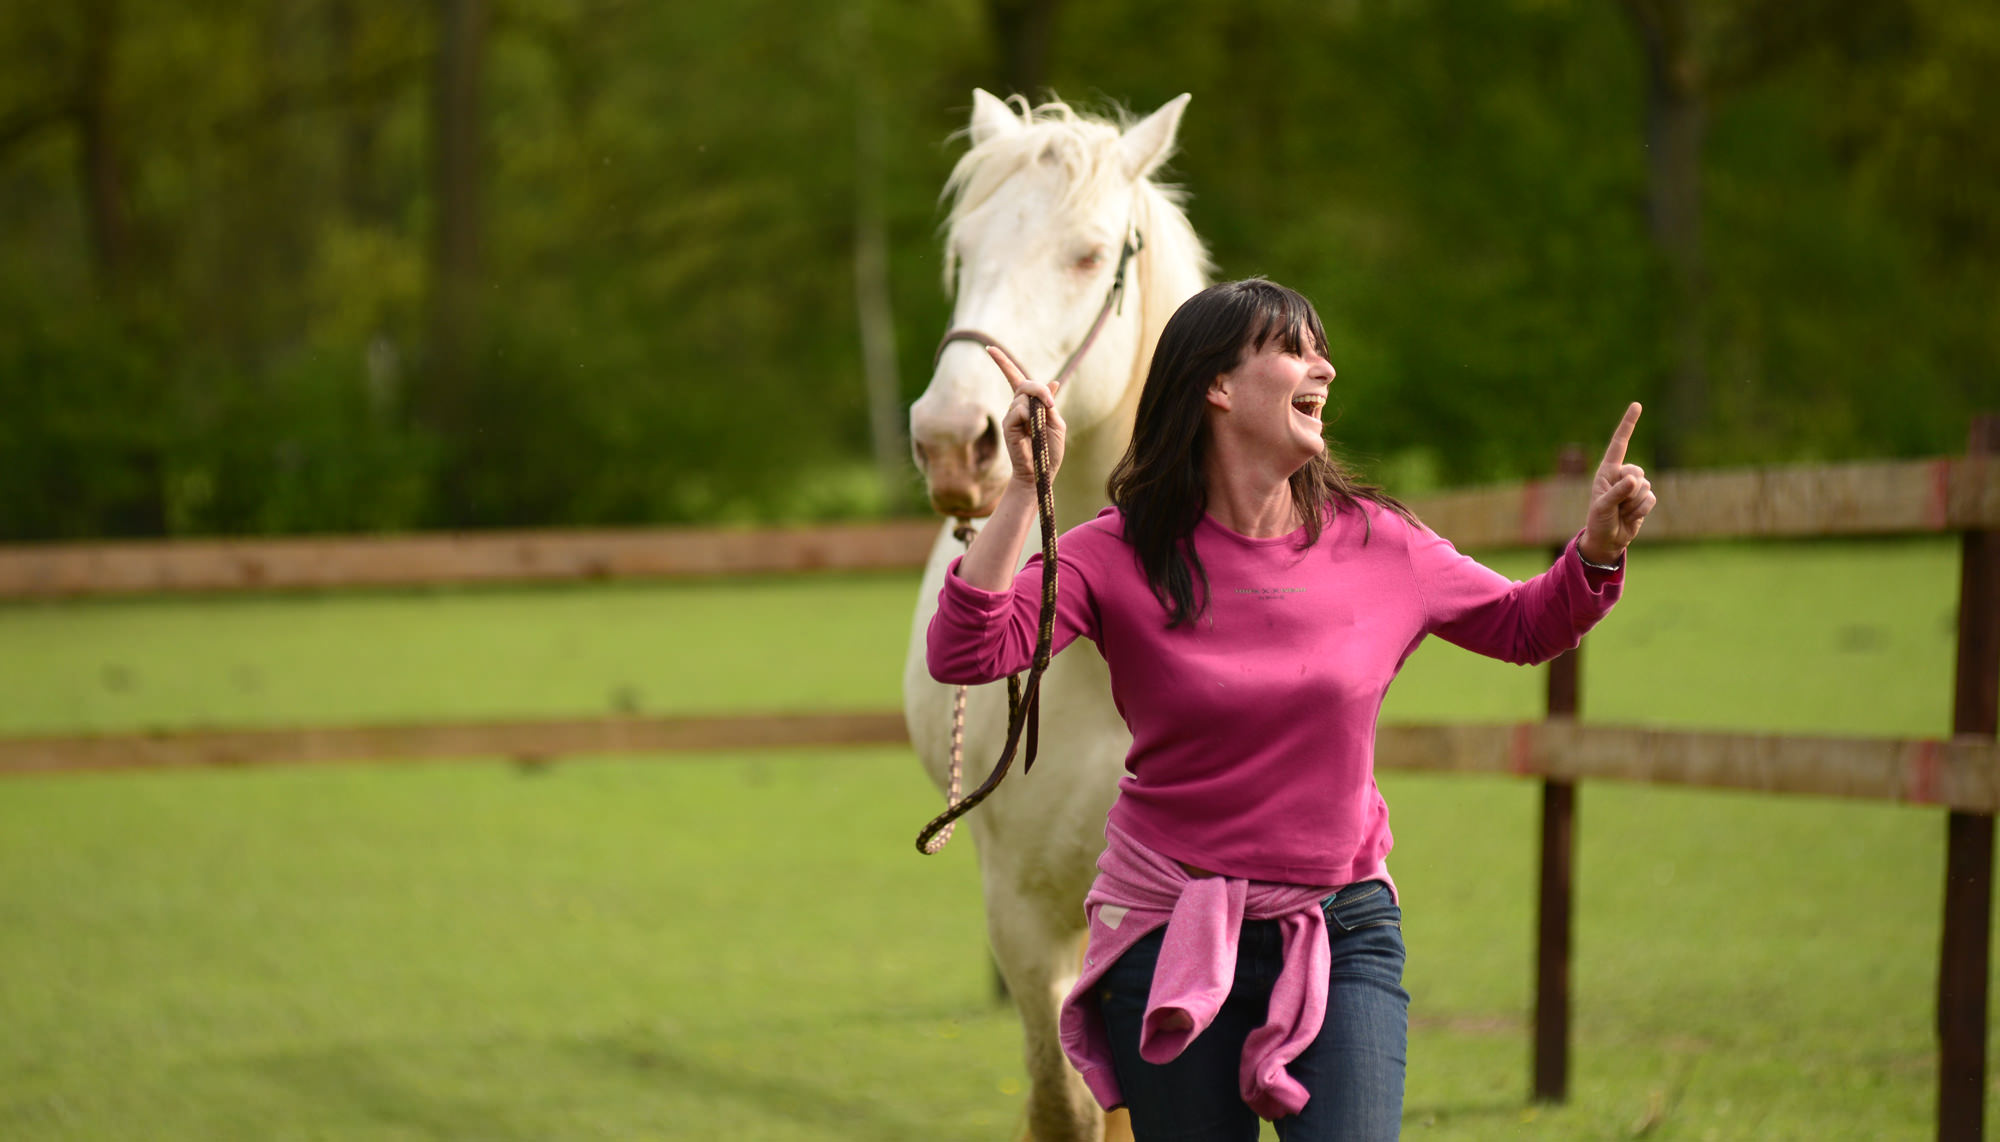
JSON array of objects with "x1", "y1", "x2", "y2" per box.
[
  {"x1": 0, "y1": 518, "x2": 943, "y2": 597},
  {"x1": 6, "y1": 438, "x2": 2000, "y2": 1140}
]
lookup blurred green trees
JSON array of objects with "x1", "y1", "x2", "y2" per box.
[{"x1": 0, "y1": 0, "x2": 1994, "y2": 540}]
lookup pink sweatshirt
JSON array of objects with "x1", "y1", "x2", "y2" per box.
[
  {"x1": 927, "y1": 501, "x2": 1622, "y2": 1112},
  {"x1": 928, "y1": 502, "x2": 1622, "y2": 884},
  {"x1": 1060, "y1": 821, "x2": 1337, "y2": 1117}
]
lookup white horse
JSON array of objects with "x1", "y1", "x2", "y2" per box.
[{"x1": 904, "y1": 91, "x2": 1211, "y2": 1142}]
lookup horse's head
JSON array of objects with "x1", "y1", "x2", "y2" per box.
[{"x1": 911, "y1": 90, "x2": 1195, "y2": 519}]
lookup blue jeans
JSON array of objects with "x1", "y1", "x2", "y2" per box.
[{"x1": 1097, "y1": 880, "x2": 1409, "y2": 1142}]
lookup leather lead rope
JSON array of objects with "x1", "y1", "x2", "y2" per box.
[
  {"x1": 915, "y1": 401, "x2": 1059, "y2": 855},
  {"x1": 914, "y1": 225, "x2": 1140, "y2": 856},
  {"x1": 920, "y1": 522, "x2": 979, "y2": 855}
]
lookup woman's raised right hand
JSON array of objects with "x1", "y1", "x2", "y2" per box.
[{"x1": 986, "y1": 345, "x2": 1066, "y2": 487}]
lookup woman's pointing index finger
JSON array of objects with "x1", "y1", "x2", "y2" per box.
[
  {"x1": 986, "y1": 344, "x2": 1060, "y2": 402},
  {"x1": 1602, "y1": 402, "x2": 1643, "y2": 471}
]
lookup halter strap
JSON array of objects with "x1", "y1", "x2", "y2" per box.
[{"x1": 931, "y1": 230, "x2": 1144, "y2": 387}]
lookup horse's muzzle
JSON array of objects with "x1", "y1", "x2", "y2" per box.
[{"x1": 913, "y1": 415, "x2": 1006, "y2": 518}]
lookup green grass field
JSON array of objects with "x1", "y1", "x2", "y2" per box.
[{"x1": 0, "y1": 538, "x2": 1991, "y2": 1140}]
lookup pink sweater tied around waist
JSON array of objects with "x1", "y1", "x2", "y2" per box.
[{"x1": 1059, "y1": 822, "x2": 1372, "y2": 1120}]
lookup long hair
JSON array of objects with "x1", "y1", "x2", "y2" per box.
[{"x1": 1106, "y1": 278, "x2": 1412, "y2": 627}]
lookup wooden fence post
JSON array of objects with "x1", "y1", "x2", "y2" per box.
[
  {"x1": 1534, "y1": 444, "x2": 1587, "y2": 1103},
  {"x1": 1939, "y1": 415, "x2": 2000, "y2": 1141}
]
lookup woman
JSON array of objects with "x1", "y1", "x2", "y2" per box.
[{"x1": 928, "y1": 279, "x2": 1653, "y2": 1141}]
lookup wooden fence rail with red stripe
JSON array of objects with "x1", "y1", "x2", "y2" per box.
[
  {"x1": 0, "y1": 712, "x2": 913, "y2": 776},
  {"x1": 0, "y1": 519, "x2": 945, "y2": 598},
  {"x1": 6, "y1": 714, "x2": 1995, "y2": 810},
  {"x1": 4, "y1": 455, "x2": 1999, "y2": 599},
  {"x1": 7, "y1": 439, "x2": 1998, "y2": 1141}
]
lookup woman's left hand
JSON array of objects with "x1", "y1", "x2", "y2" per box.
[{"x1": 1581, "y1": 402, "x2": 1655, "y2": 565}]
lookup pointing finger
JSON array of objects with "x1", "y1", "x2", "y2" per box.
[
  {"x1": 985, "y1": 344, "x2": 1026, "y2": 386},
  {"x1": 986, "y1": 345, "x2": 1061, "y2": 404},
  {"x1": 1600, "y1": 402, "x2": 1642, "y2": 472}
]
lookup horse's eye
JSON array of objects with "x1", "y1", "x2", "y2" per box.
[{"x1": 1074, "y1": 251, "x2": 1104, "y2": 271}]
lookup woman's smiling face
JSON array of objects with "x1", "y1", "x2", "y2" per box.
[{"x1": 1208, "y1": 317, "x2": 1335, "y2": 470}]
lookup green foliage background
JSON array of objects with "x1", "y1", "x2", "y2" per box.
[{"x1": 1, "y1": 0, "x2": 1996, "y2": 538}]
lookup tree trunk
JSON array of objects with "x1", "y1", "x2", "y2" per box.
[
  {"x1": 69, "y1": 0, "x2": 163, "y2": 535},
  {"x1": 426, "y1": 0, "x2": 485, "y2": 438},
  {"x1": 1621, "y1": 0, "x2": 1707, "y2": 470},
  {"x1": 985, "y1": 0, "x2": 1063, "y2": 99},
  {"x1": 329, "y1": 0, "x2": 380, "y2": 222},
  {"x1": 851, "y1": 10, "x2": 907, "y2": 513},
  {"x1": 76, "y1": 0, "x2": 130, "y2": 296}
]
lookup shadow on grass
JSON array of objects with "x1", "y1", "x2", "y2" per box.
[
  {"x1": 1403, "y1": 1098, "x2": 1531, "y2": 1128},
  {"x1": 573, "y1": 1028, "x2": 940, "y2": 1142},
  {"x1": 243, "y1": 1026, "x2": 944, "y2": 1142},
  {"x1": 251, "y1": 1048, "x2": 551, "y2": 1142},
  {"x1": 229, "y1": 999, "x2": 1005, "y2": 1142}
]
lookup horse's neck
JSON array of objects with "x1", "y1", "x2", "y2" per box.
[
  {"x1": 1047, "y1": 186, "x2": 1209, "y2": 533},
  {"x1": 1051, "y1": 411, "x2": 1132, "y2": 532},
  {"x1": 1049, "y1": 350, "x2": 1143, "y2": 531},
  {"x1": 1052, "y1": 279, "x2": 1205, "y2": 530}
]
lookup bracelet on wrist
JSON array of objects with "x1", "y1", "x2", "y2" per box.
[{"x1": 1577, "y1": 546, "x2": 1624, "y2": 573}]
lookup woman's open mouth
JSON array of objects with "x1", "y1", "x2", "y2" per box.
[{"x1": 1291, "y1": 394, "x2": 1325, "y2": 422}]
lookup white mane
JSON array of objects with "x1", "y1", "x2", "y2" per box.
[
  {"x1": 1125, "y1": 161, "x2": 1214, "y2": 388},
  {"x1": 939, "y1": 96, "x2": 1214, "y2": 317}
]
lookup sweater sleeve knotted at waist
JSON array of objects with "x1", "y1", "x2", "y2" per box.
[{"x1": 1058, "y1": 823, "x2": 1348, "y2": 1120}]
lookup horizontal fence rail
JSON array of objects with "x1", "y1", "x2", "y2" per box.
[
  {"x1": 1372, "y1": 722, "x2": 2000, "y2": 813},
  {"x1": 4, "y1": 454, "x2": 1999, "y2": 599},
  {"x1": 0, "y1": 712, "x2": 911, "y2": 776},
  {"x1": 1421, "y1": 456, "x2": 2000, "y2": 549},
  {"x1": 0, "y1": 519, "x2": 944, "y2": 598},
  {"x1": 7, "y1": 715, "x2": 1995, "y2": 814}
]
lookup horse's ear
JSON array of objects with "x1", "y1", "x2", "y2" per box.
[
  {"x1": 1117, "y1": 92, "x2": 1191, "y2": 182},
  {"x1": 969, "y1": 88, "x2": 1021, "y2": 146}
]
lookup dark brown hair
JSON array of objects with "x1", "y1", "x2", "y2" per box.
[{"x1": 1106, "y1": 278, "x2": 1412, "y2": 627}]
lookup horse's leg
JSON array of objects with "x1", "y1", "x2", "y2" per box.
[
  {"x1": 1065, "y1": 937, "x2": 1132, "y2": 1142},
  {"x1": 986, "y1": 889, "x2": 1101, "y2": 1142}
]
